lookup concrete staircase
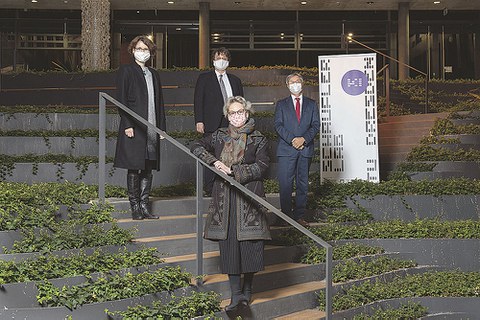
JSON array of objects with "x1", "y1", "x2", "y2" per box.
[
  {"x1": 107, "y1": 197, "x2": 436, "y2": 319},
  {"x1": 378, "y1": 112, "x2": 448, "y2": 179},
  {"x1": 109, "y1": 196, "x2": 328, "y2": 318}
]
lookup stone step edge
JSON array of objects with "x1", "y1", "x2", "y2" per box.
[
  {"x1": 273, "y1": 308, "x2": 326, "y2": 320},
  {"x1": 219, "y1": 280, "x2": 326, "y2": 308},
  {"x1": 161, "y1": 244, "x2": 287, "y2": 264}
]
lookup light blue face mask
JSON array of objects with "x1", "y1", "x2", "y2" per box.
[
  {"x1": 213, "y1": 59, "x2": 229, "y2": 71},
  {"x1": 289, "y1": 82, "x2": 302, "y2": 94},
  {"x1": 134, "y1": 51, "x2": 150, "y2": 63}
]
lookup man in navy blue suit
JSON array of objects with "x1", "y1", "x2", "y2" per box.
[
  {"x1": 274, "y1": 73, "x2": 320, "y2": 227},
  {"x1": 194, "y1": 47, "x2": 244, "y2": 195}
]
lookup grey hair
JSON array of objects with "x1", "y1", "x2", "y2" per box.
[
  {"x1": 223, "y1": 96, "x2": 254, "y2": 117},
  {"x1": 285, "y1": 72, "x2": 304, "y2": 85}
]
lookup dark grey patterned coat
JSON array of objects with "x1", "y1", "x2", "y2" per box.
[{"x1": 191, "y1": 127, "x2": 271, "y2": 241}]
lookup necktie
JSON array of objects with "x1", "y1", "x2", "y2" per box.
[
  {"x1": 295, "y1": 97, "x2": 301, "y2": 123},
  {"x1": 219, "y1": 74, "x2": 228, "y2": 104}
]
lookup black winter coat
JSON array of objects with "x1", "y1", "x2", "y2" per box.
[
  {"x1": 113, "y1": 63, "x2": 166, "y2": 170},
  {"x1": 191, "y1": 126, "x2": 271, "y2": 241}
]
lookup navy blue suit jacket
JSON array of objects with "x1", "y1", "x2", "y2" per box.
[
  {"x1": 194, "y1": 71, "x2": 244, "y2": 133},
  {"x1": 274, "y1": 95, "x2": 320, "y2": 158}
]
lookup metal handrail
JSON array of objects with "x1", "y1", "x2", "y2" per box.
[{"x1": 98, "y1": 92, "x2": 333, "y2": 319}]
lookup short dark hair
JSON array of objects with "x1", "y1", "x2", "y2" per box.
[
  {"x1": 211, "y1": 47, "x2": 231, "y2": 61},
  {"x1": 128, "y1": 35, "x2": 156, "y2": 56}
]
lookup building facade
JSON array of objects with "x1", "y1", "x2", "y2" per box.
[{"x1": 1, "y1": 3, "x2": 479, "y2": 80}]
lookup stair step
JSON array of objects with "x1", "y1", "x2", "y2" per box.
[
  {"x1": 219, "y1": 280, "x2": 325, "y2": 308},
  {"x1": 381, "y1": 112, "x2": 448, "y2": 123},
  {"x1": 204, "y1": 263, "x2": 311, "y2": 288},
  {"x1": 379, "y1": 135, "x2": 425, "y2": 145},
  {"x1": 379, "y1": 144, "x2": 418, "y2": 153},
  {"x1": 162, "y1": 245, "x2": 288, "y2": 264},
  {"x1": 274, "y1": 308, "x2": 325, "y2": 320},
  {"x1": 379, "y1": 127, "x2": 431, "y2": 137},
  {"x1": 116, "y1": 214, "x2": 205, "y2": 223},
  {"x1": 134, "y1": 232, "x2": 196, "y2": 243}
]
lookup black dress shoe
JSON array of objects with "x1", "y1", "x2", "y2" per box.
[
  {"x1": 296, "y1": 218, "x2": 311, "y2": 227},
  {"x1": 132, "y1": 213, "x2": 144, "y2": 220},
  {"x1": 225, "y1": 296, "x2": 248, "y2": 312},
  {"x1": 143, "y1": 212, "x2": 159, "y2": 219}
]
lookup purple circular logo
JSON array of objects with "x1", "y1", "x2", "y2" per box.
[{"x1": 341, "y1": 70, "x2": 368, "y2": 96}]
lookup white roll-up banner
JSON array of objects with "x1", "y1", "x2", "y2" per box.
[{"x1": 318, "y1": 53, "x2": 379, "y2": 183}]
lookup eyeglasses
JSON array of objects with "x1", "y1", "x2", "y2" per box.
[
  {"x1": 228, "y1": 109, "x2": 246, "y2": 116},
  {"x1": 134, "y1": 47, "x2": 150, "y2": 53}
]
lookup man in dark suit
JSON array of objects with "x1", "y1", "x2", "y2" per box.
[
  {"x1": 274, "y1": 73, "x2": 320, "y2": 227},
  {"x1": 194, "y1": 47, "x2": 244, "y2": 194}
]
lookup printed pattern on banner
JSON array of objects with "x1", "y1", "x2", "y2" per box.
[{"x1": 318, "y1": 53, "x2": 379, "y2": 183}]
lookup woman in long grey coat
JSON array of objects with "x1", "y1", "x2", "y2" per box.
[
  {"x1": 191, "y1": 96, "x2": 271, "y2": 312},
  {"x1": 114, "y1": 35, "x2": 166, "y2": 220}
]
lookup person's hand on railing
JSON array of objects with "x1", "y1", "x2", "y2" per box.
[
  {"x1": 125, "y1": 127, "x2": 134, "y2": 138},
  {"x1": 196, "y1": 122, "x2": 205, "y2": 134},
  {"x1": 213, "y1": 160, "x2": 232, "y2": 175}
]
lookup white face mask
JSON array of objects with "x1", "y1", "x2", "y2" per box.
[
  {"x1": 134, "y1": 51, "x2": 151, "y2": 63},
  {"x1": 213, "y1": 59, "x2": 229, "y2": 71},
  {"x1": 289, "y1": 83, "x2": 302, "y2": 95},
  {"x1": 228, "y1": 113, "x2": 247, "y2": 128}
]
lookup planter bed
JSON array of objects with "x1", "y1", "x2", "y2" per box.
[
  {"x1": 0, "y1": 261, "x2": 192, "y2": 309},
  {"x1": 450, "y1": 118, "x2": 480, "y2": 126},
  {"x1": 440, "y1": 134, "x2": 480, "y2": 145},
  {"x1": 336, "y1": 238, "x2": 480, "y2": 271},
  {"x1": 0, "y1": 286, "x2": 194, "y2": 320},
  {"x1": 332, "y1": 297, "x2": 480, "y2": 319},
  {"x1": 431, "y1": 161, "x2": 480, "y2": 172},
  {"x1": 2, "y1": 160, "x2": 281, "y2": 186},
  {"x1": 430, "y1": 143, "x2": 480, "y2": 151},
  {"x1": 345, "y1": 195, "x2": 480, "y2": 221},
  {"x1": 0, "y1": 136, "x2": 116, "y2": 156},
  {"x1": 408, "y1": 171, "x2": 478, "y2": 180},
  {"x1": 0, "y1": 113, "x2": 120, "y2": 131}
]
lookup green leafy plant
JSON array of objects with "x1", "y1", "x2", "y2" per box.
[
  {"x1": 0, "y1": 154, "x2": 114, "y2": 180},
  {"x1": 333, "y1": 256, "x2": 417, "y2": 283},
  {"x1": 406, "y1": 145, "x2": 480, "y2": 162},
  {"x1": 107, "y1": 291, "x2": 221, "y2": 319},
  {"x1": 318, "y1": 271, "x2": 480, "y2": 312},
  {"x1": 0, "y1": 181, "x2": 126, "y2": 207},
  {"x1": 67, "y1": 202, "x2": 115, "y2": 224},
  {"x1": 301, "y1": 242, "x2": 384, "y2": 265},
  {"x1": 275, "y1": 219, "x2": 480, "y2": 246},
  {"x1": 0, "y1": 247, "x2": 163, "y2": 285},
  {"x1": 36, "y1": 266, "x2": 192, "y2": 309},
  {"x1": 309, "y1": 177, "x2": 480, "y2": 210},
  {"x1": 5, "y1": 221, "x2": 134, "y2": 254},
  {"x1": 430, "y1": 118, "x2": 480, "y2": 136},
  {"x1": 352, "y1": 302, "x2": 428, "y2": 319},
  {"x1": 326, "y1": 208, "x2": 373, "y2": 223}
]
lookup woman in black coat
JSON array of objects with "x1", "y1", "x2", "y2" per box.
[
  {"x1": 191, "y1": 96, "x2": 271, "y2": 312},
  {"x1": 114, "y1": 35, "x2": 166, "y2": 220}
]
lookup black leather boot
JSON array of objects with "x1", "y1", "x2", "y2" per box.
[
  {"x1": 127, "y1": 172, "x2": 143, "y2": 220},
  {"x1": 139, "y1": 173, "x2": 158, "y2": 219},
  {"x1": 242, "y1": 272, "x2": 254, "y2": 305},
  {"x1": 225, "y1": 274, "x2": 247, "y2": 312}
]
